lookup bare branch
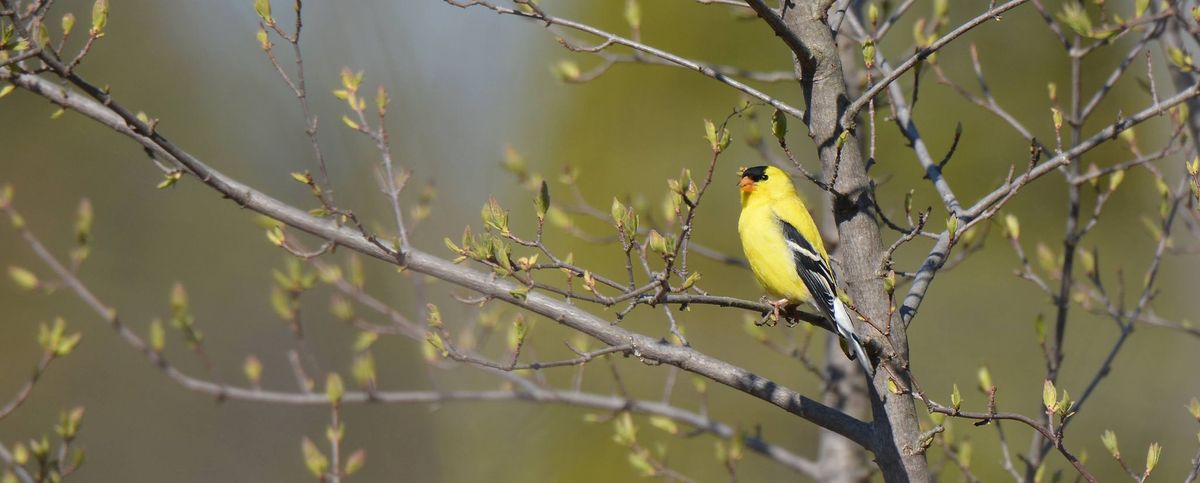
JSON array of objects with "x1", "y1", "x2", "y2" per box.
[
  {"x1": 0, "y1": 68, "x2": 874, "y2": 450},
  {"x1": 444, "y1": 0, "x2": 805, "y2": 119},
  {"x1": 841, "y1": 0, "x2": 1030, "y2": 128}
]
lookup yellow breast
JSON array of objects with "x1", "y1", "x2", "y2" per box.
[{"x1": 737, "y1": 203, "x2": 814, "y2": 304}]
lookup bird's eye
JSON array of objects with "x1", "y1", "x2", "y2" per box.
[{"x1": 761, "y1": 174, "x2": 768, "y2": 180}]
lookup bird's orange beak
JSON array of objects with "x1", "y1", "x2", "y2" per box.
[{"x1": 738, "y1": 176, "x2": 755, "y2": 193}]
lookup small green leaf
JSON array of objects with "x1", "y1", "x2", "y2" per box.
[
  {"x1": 977, "y1": 366, "x2": 993, "y2": 392},
  {"x1": 271, "y1": 287, "x2": 294, "y2": 320},
  {"x1": 1057, "y1": 2, "x2": 1094, "y2": 38},
  {"x1": 375, "y1": 85, "x2": 389, "y2": 114},
  {"x1": 628, "y1": 451, "x2": 654, "y2": 476},
  {"x1": 325, "y1": 373, "x2": 344, "y2": 405},
  {"x1": 703, "y1": 119, "x2": 718, "y2": 151},
  {"x1": 169, "y1": 282, "x2": 188, "y2": 312},
  {"x1": 933, "y1": 0, "x2": 949, "y2": 20},
  {"x1": 8, "y1": 266, "x2": 38, "y2": 290},
  {"x1": 352, "y1": 352, "x2": 376, "y2": 387},
  {"x1": 648, "y1": 229, "x2": 668, "y2": 256},
  {"x1": 341, "y1": 115, "x2": 360, "y2": 130},
  {"x1": 610, "y1": 197, "x2": 627, "y2": 229},
  {"x1": 256, "y1": 27, "x2": 270, "y2": 50},
  {"x1": 149, "y1": 319, "x2": 165, "y2": 353},
  {"x1": 426, "y1": 303, "x2": 443, "y2": 329},
  {"x1": 552, "y1": 60, "x2": 580, "y2": 82},
  {"x1": 55, "y1": 406, "x2": 85, "y2": 440},
  {"x1": 648, "y1": 416, "x2": 678, "y2": 435},
  {"x1": 771, "y1": 109, "x2": 787, "y2": 143},
  {"x1": 1056, "y1": 388, "x2": 1071, "y2": 416},
  {"x1": 481, "y1": 197, "x2": 509, "y2": 233},
  {"x1": 301, "y1": 437, "x2": 329, "y2": 478},
  {"x1": 62, "y1": 13, "x2": 76, "y2": 36},
  {"x1": 7, "y1": 211, "x2": 22, "y2": 229},
  {"x1": 243, "y1": 355, "x2": 262, "y2": 385},
  {"x1": 729, "y1": 433, "x2": 745, "y2": 462},
  {"x1": 507, "y1": 313, "x2": 528, "y2": 351},
  {"x1": 1035, "y1": 242, "x2": 1057, "y2": 274},
  {"x1": 1078, "y1": 247, "x2": 1096, "y2": 277},
  {"x1": 254, "y1": 0, "x2": 272, "y2": 23},
  {"x1": 91, "y1": 0, "x2": 108, "y2": 34},
  {"x1": 75, "y1": 198, "x2": 93, "y2": 244},
  {"x1": 912, "y1": 18, "x2": 929, "y2": 47},
  {"x1": 1004, "y1": 214, "x2": 1020, "y2": 239},
  {"x1": 1042, "y1": 380, "x2": 1057, "y2": 411},
  {"x1": 424, "y1": 332, "x2": 446, "y2": 361},
  {"x1": 55, "y1": 332, "x2": 82, "y2": 355},
  {"x1": 156, "y1": 171, "x2": 182, "y2": 189},
  {"x1": 1135, "y1": 0, "x2": 1149, "y2": 17},
  {"x1": 267, "y1": 226, "x2": 285, "y2": 246},
  {"x1": 331, "y1": 296, "x2": 354, "y2": 322},
  {"x1": 1145, "y1": 442, "x2": 1161, "y2": 474},
  {"x1": 1169, "y1": 47, "x2": 1191, "y2": 70},
  {"x1": 862, "y1": 40, "x2": 877, "y2": 67},
  {"x1": 950, "y1": 384, "x2": 962, "y2": 410},
  {"x1": 344, "y1": 449, "x2": 366, "y2": 476},
  {"x1": 340, "y1": 67, "x2": 363, "y2": 91},
  {"x1": 535, "y1": 180, "x2": 550, "y2": 220},
  {"x1": 623, "y1": 0, "x2": 641, "y2": 29},
  {"x1": 679, "y1": 272, "x2": 701, "y2": 291},
  {"x1": 11, "y1": 443, "x2": 28, "y2": 465},
  {"x1": 613, "y1": 412, "x2": 638, "y2": 445},
  {"x1": 717, "y1": 127, "x2": 731, "y2": 153}
]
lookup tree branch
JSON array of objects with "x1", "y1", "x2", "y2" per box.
[
  {"x1": 443, "y1": 0, "x2": 805, "y2": 119},
  {"x1": 0, "y1": 68, "x2": 874, "y2": 451},
  {"x1": 841, "y1": 0, "x2": 1030, "y2": 128}
]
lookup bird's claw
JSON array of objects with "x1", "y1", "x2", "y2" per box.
[{"x1": 758, "y1": 297, "x2": 790, "y2": 326}]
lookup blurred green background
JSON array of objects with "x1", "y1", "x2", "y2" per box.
[{"x1": 1, "y1": 0, "x2": 1198, "y2": 481}]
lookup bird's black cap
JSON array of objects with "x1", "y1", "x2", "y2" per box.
[{"x1": 741, "y1": 165, "x2": 769, "y2": 182}]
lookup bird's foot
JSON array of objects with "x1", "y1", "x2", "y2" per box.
[{"x1": 758, "y1": 297, "x2": 790, "y2": 326}]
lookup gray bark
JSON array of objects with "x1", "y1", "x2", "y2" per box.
[{"x1": 745, "y1": 0, "x2": 933, "y2": 480}]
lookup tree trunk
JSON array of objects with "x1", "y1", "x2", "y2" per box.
[
  {"x1": 817, "y1": 337, "x2": 871, "y2": 482},
  {"x1": 776, "y1": 1, "x2": 932, "y2": 480}
]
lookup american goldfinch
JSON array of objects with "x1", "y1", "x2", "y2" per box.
[{"x1": 737, "y1": 165, "x2": 873, "y2": 377}]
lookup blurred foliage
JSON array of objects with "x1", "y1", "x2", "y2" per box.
[{"x1": 1, "y1": 0, "x2": 1198, "y2": 482}]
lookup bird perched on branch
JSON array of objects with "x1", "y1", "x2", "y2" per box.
[{"x1": 736, "y1": 165, "x2": 874, "y2": 377}]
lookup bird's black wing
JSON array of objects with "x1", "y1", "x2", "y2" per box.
[{"x1": 779, "y1": 219, "x2": 838, "y2": 318}]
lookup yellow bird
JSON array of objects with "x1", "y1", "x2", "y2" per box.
[{"x1": 737, "y1": 165, "x2": 873, "y2": 377}]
